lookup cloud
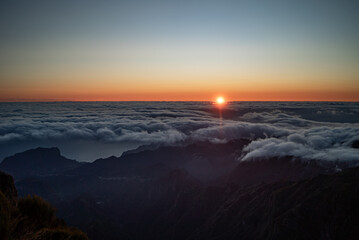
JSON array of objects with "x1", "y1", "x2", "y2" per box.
[
  {"x1": 242, "y1": 139, "x2": 311, "y2": 160},
  {"x1": 236, "y1": 102, "x2": 359, "y2": 124},
  {"x1": 190, "y1": 122, "x2": 291, "y2": 142},
  {"x1": 0, "y1": 133, "x2": 24, "y2": 143},
  {"x1": 0, "y1": 101, "x2": 358, "y2": 162},
  {"x1": 241, "y1": 127, "x2": 359, "y2": 162}
]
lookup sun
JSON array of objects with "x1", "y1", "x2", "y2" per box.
[{"x1": 216, "y1": 97, "x2": 225, "y2": 104}]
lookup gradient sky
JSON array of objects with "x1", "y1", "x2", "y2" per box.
[{"x1": 0, "y1": 0, "x2": 358, "y2": 101}]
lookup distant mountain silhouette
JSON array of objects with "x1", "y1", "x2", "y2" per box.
[
  {"x1": 0, "y1": 147, "x2": 84, "y2": 179},
  {"x1": 1, "y1": 143, "x2": 359, "y2": 240},
  {"x1": 73, "y1": 139, "x2": 250, "y2": 182}
]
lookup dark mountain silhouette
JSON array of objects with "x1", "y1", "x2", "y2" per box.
[
  {"x1": 187, "y1": 167, "x2": 359, "y2": 240},
  {"x1": 73, "y1": 139, "x2": 250, "y2": 182},
  {"x1": 226, "y1": 156, "x2": 347, "y2": 186},
  {"x1": 0, "y1": 171, "x2": 87, "y2": 240},
  {"x1": 1, "y1": 143, "x2": 359, "y2": 240},
  {"x1": 55, "y1": 166, "x2": 359, "y2": 240},
  {"x1": 0, "y1": 147, "x2": 84, "y2": 179}
]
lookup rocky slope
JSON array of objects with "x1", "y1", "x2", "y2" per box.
[
  {"x1": 0, "y1": 171, "x2": 88, "y2": 240},
  {"x1": 2, "y1": 143, "x2": 359, "y2": 240}
]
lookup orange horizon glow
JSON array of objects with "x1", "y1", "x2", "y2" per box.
[
  {"x1": 1, "y1": 90, "x2": 358, "y2": 102},
  {"x1": 1, "y1": 72, "x2": 358, "y2": 102}
]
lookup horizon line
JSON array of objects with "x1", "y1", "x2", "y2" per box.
[{"x1": 1, "y1": 100, "x2": 358, "y2": 103}]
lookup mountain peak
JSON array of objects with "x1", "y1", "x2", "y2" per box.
[
  {"x1": 0, "y1": 147, "x2": 82, "y2": 179},
  {"x1": 2, "y1": 147, "x2": 62, "y2": 163}
]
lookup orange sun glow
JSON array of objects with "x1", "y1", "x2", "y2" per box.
[{"x1": 216, "y1": 97, "x2": 225, "y2": 104}]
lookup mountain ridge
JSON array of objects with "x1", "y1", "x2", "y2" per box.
[
  {"x1": 0, "y1": 147, "x2": 85, "y2": 179},
  {"x1": 1, "y1": 144, "x2": 359, "y2": 239}
]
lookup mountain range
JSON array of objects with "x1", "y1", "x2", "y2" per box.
[{"x1": 1, "y1": 139, "x2": 358, "y2": 240}]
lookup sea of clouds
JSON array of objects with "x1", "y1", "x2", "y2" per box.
[{"x1": 0, "y1": 101, "x2": 358, "y2": 162}]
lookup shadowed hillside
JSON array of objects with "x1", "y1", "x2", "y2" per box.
[
  {"x1": 1, "y1": 145, "x2": 358, "y2": 240},
  {"x1": 0, "y1": 171, "x2": 88, "y2": 240}
]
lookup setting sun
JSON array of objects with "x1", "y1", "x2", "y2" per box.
[{"x1": 216, "y1": 97, "x2": 225, "y2": 104}]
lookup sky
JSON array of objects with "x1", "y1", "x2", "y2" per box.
[{"x1": 0, "y1": 0, "x2": 358, "y2": 101}]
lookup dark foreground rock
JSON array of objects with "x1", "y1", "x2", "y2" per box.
[{"x1": 0, "y1": 171, "x2": 88, "y2": 240}]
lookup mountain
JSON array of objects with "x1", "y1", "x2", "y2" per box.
[
  {"x1": 226, "y1": 156, "x2": 346, "y2": 186},
  {"x1": 0, "y1": 147, "x2": 85, "y2": 179},
  {"x1": 187, "y1": 167, "x2": 359, "y2": 240},
  {"x1": 2, "y1": 143, "x2": 359, "y2": 239},
  {"x1": 0, "y1": 171, "x2": 88, "y2": 240},
  {"x1": 56, "y1": 166, "x2": 359, "y2": 240},
  {"x1": 73, "y1": 139, "x2": 250, "y2": 182}
]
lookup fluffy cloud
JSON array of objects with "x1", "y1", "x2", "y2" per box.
[
  {"x1": 190, "y1": 122, "x2": 291, "y2": 142},
  {"x1": 241, "y1": 127, "x2": 359, "y2": 162},
  {"x1": 0, "y1": 101, "x2": 358, "y2": 162}
]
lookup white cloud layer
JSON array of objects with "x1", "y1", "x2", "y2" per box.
[
  {"x1": 242, "y1": 127, "x2": 359, "y2": 162},
  {"x1": 0, "y1": 102, "x2": 358, "y2": 162}
]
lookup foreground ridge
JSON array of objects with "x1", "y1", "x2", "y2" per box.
[{"x1": 0, "y1": 171, "x2": 88, "y2": 240}]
